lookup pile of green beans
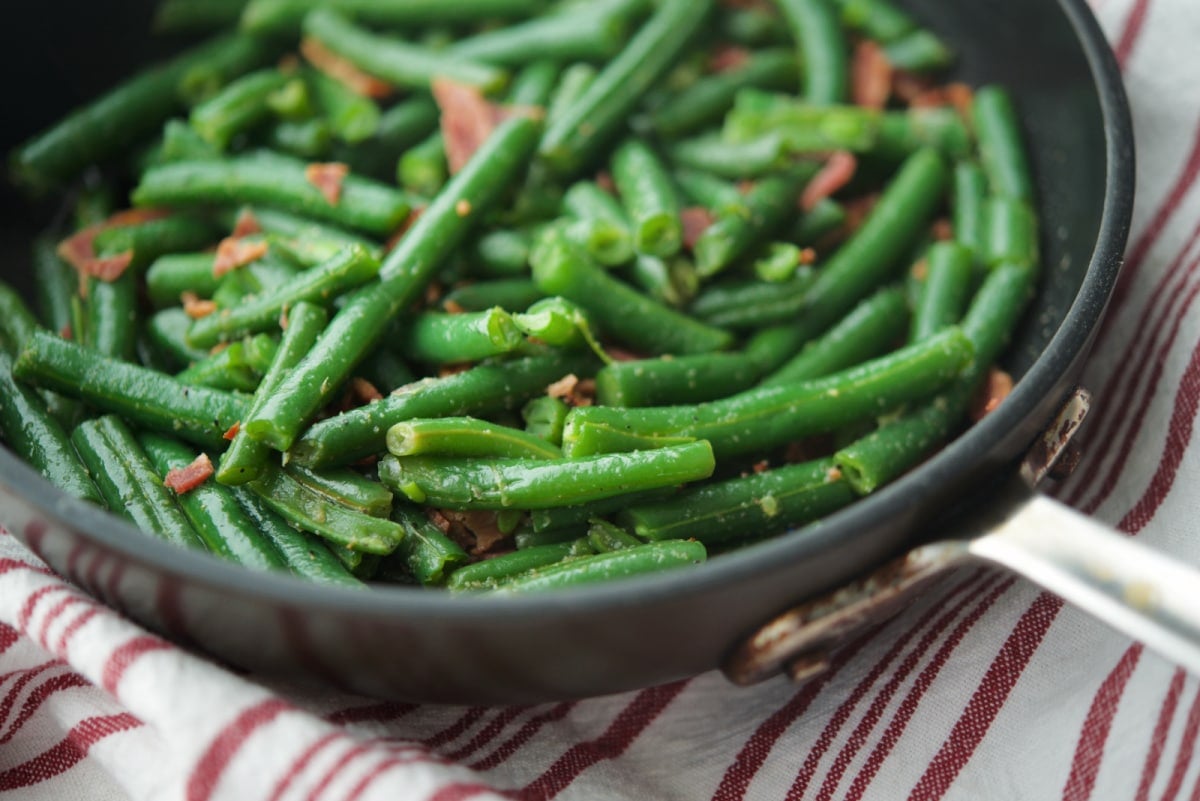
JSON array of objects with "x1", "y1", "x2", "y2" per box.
[{"x1": 1, "y1": 0, "x2": 1037, "y2": 594}]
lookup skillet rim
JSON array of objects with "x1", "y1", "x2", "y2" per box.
[{"x1": 0, "y1": 0, "x2": 1136, "y2": 621}]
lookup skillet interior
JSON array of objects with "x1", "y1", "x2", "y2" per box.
[{"x1": 0, "y1": 0, "x2": 1133, "y2": 702}]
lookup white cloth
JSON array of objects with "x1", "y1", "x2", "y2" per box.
[{"x1": 4, "y1": 0, "x2": 1200, "y2": 798}]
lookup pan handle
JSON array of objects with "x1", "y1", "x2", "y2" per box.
[{"x1": 964, "y1": 478, "x2": 1200, "y2": 675}]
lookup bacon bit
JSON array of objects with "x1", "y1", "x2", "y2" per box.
[
  {"x1": 910, "y1": 259, "x2": 928, "y2": 282},
  {"x1": 737, "y1": 180, "x2": 756, "y2": 195},
  {"x1": 595, "y1": 171, "x2": 616, "y2": 194},
  {"x1": 818, "y1": 192, "x2": 880, "y2": 250},
  {"x1": 455, "y1": 199, "x2": 472, "y2": 217},
  {"x1": 213, "y1": 237, "x2": 269, "y2": 278},
  {"x1": 910, "y1": 82, "x2": 975, "y2": 117},
  {"x1": 426, "y1": 509, "x2": 454, "y2": 535},
  {"x1": 891, "y1": 70, "x2": 936, "y2": 104},
  {"x1": 605, "y1": 347, "x2": 646, "y2": 363},
  {"x1": 181, "y1": 291, "x2": 219, "y2": 320},
  {"x1": 680, "y1": 207, "x2": 716, "y2": 250},
  {"x1": 349, "y1": 377, "x2": 383, "y2": 404},
  {"x1": 443, "y1": 299, "x2": 466, "y2": 315},
  {"x1": 385, "y1": 206, "x2": 425, "y2": 253},
  {"x1": 801, "y1": 151, "x2": 858, "y2": 212},
  {"x1": 305, "y1": 162, "x2": 350, "y2": 206},
  {"x1": 546, "y1": 374, "x2": 597, "y2": 407},
  {"x1": 752, "y1": 460, "x2": 770, "y2": 474},
  {"x1": 424, "y1": 281, "x2": 445, "y2": 306},
  {"x1": 851, "y1": 41, "x2": 893, "y2": 110},
  {"x1": 438, "y1": 363, "x2": 473, "y2": 378},
  {"x1": 279, "y1": 306, "x2": 290, "y2": 330},
  {"x1": 231, "y1": 209, "x2": 263, "y2": 239},
  {"x1": 278, "y1": 53, "x2": 301, "y2": 75},
  {"x1": 223, "y1": 422, "x2": 241, "y2": 441},
  {"x1": 433, "y1": 78, "x2": 515, "y2": 175},
  {"x1": 59, "y1": 324, "x2": 73, "y2": 341},
  {"x1": 826, "y1": 466, "x2": 843, "y2": 482},
  {"x1": 798, "y1": 247, "x2": 817, "y2": 266},
  {"x1": 932, "y1": 218, "x2": 954, "y2": 241},
  {"x1": 164, "y1": 453, "x2": 214, "y2": 495},
  {"x1": 300, "y1": 37, "x2": 393, "y2": 99},
  {"x1": 56, "y1": 207, "x2": 171, "y2": 282},
  {"x1": 710, "y1": 45, "x2": 751, "y2": 73},
  {"x1": 970, "y1": 369, "x2": 1014, "y2": 422},
  {"x1": 106, "y1": 208, "x2": 171, "y2": 228},
  {"x1": 445, "y1": 510, "x2": 510, "y2": 555}
]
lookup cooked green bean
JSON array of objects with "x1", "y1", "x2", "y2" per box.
[
  {"x1": 673, "y1": 169, "x2": 745, "y2": 214},
  {"x1": 952, "y1": 161, "x2": 989, "y2": 261},
  {"x1": 231, "y1": 487, "x2": 363, "y2": 586},
  {"x1": 402, "y1": 308, "x2": 525, "y2": 365},
  {"x1": 694, "y1": 168, "x2": 812, "y2": 277},
  {"x1": 285, "y1": 464, "x2": 394, "y2": 518},
  {"x1": 626, "y1": 255, "x2": 700, "y2": 309},
  {"x1": 175, "y1": 335, "x2": 276, "y2": 392},
  {"x1": 133, "y1": 156, "x2": 410, "y2": 238},
  {"x1": 834, "y1": 0, "x2": 916, "y2": 42},
  {"x1": 545, "y1": 64, "x2": 598, "y2": 127},
  {"x1": 451, "y1": 6, "x2": 628, "y2": 66},
  {"x1": 338, "y1": 97, "x2": 439, "y2": 177},
  {"x1": 32, "y1": 240, "x2": 77, "y2": 338},
  {"x1": 984, "y1": 197, "x2": 1039, "y2": 270},
  {"x1": 387, "y1": 417, "x2": 563, "y2": 460},
  {"x1": 84, "y1": 275, "x2": 139, "y2": 362},
  {"x1": 667, "y1": 132, "x2": 791, "y2": 179},
  {"x1": 445, "y1": 279, "x2": 543, "y2": 313},
  {"x1": 292, "y1": 350, "x2": 593, "y2": 468},
  {"x1": 91, "y1": 215, "x2": 220, "y2": 274},
  {"x1": 446, "y1": 542, "x2": 585, "y2": 591},
  {"x1": 147, "y1": 308, "x2": 210, "y2": 368},
  {"x1": 71, "y1": 416, "x2": 204, "y2": 549},
  {"x1": 241, "y1": 0, "x2": 548, "y2": 34},
  {"x1": 611, "y1": 138, "x2": 683, "y2": 258},
  {"x1": 539, "y1": 0, "x2": 714, "y2": 176},
  {"x1": 392, "y1": 504, "x2": 470, "y2": 586},
  {"x1": 523, "y1": 395, "x2": 569, "y2": 445},
  {"x1": 778, "y1": 0, "x2": 848, "y2": 105},
  {"x1": 0, "y1": 282, "x2": 43, "y2": 356},
  {"x1": 689, "y1": 271, "x2": 817, "y2": 332},
  {"x1": 398, "y1": 132, "x2": 450, "y2": 200},
  {"x1": 563, "y1": 326, "x2": 972, "y2": 458},
  {"x1": 304, "y1": 69, "x2": 381, "y2": 145},
  {"x1": 303, "y1": 9, "x2": 508, "y2": 93},
  {"x1": 622, "y1": 457, "x2": 855, "y2": 544},
  {"x1": 15, "y1": 331, "x2": 248, "y2": 449},
  {"x1": 595, "y1": 352, "x2": 760, "y2": 407},
  {"x1": 379, "y1": 439, "x2": 715, "y2": 510},
  {"x1": 910, "y1": 242, "x2": 974, "y2": 342},
  {"x1": 155, "y1": 0, "x2": 250, "y2": 32},
  {"x1": 146, "y1": 253, "x2": 223, "y2": 309},
  {"x1": 884, "y1": 29, "x2": 954, "y2": 72},
  {"x1": 191, "y1": 69, "x2": 290, "y2": 149},
  {"x1": 972, "y1": 85, "x2": 1035, "y2": 203},
  {"x1": 506, "y1": 60, "x2": 560, "y2": 107},
  {"x1": 493, "y1": 540, "x2": 706, "y2": 593},
  {"x1": 472, "y1": 229, "x2": 532, "y2": 277}
]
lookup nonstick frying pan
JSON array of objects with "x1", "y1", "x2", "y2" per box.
[{"x1": 0, "y1": 0, "x2": 1168, "y2": 704}]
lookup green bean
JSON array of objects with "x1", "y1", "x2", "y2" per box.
[
  {"x1": 187, "y1": 245, "x2": 379, "y2": 348},
  {"x1": 146, "y1": 309, "x2": 210, "y2": 369},
  {"x1": 622, "y1": 457, "x2": 855, "y2": 544},
  {"x1": 910, "y1": 242, "x2": 974, "y2": 343},
  {"x1": 133, "y1": 156, "x2": 411, "y2": 238},
  {"x1": 539, "y1": 0, "x2": 714, "y2": 177},
  {"x1": 446, "y1": 542, "x2": 583, "y2": 591},
  {"x1": 506, "y1": 60, "x2": 561, "y2": 107},
  {"x1": 229, "y1": 206, "x2": 381, "y2": 255},
  {"x1": 689, "y1": 271, "x2": 816, "y2": 331},
  {"x1": 884, "y1": 30, "x2": 954, "y2": 72},
  {"x1": 625, "y1": 255, "x2": 700, "y2": 309},
  {"x1": 673, "y1": 169, "x2": 746, "y2": 214},
  {"x1": 952, "y1": 161, "x2": 989, "y2": 261},
  {"x1": 611, "y1": 139, "x2": 683, "y2": 258},
  {"x1": 11, "y1": 33, "x2": 276, "y2": 190},
  {"x1": 359, "y1": 346, "x2": 416, "y2": 394},
  {"x1": 303, "y1": 68, "x2": 381, "y2": 145},
  {"x1": 650, "y1": 49, "x2": 799, "y2": 139},
  {"x1": 269, "y1": 118, "x2": 334, "y2": 160},
  {"x1": 91, "y1": 215, "x2": 220, "y2": 274},
  {"x1": 387, "y1": 417, "x2": 563, "y2": 460},
  {"x1": 556, "y1": 217, "x2": 634, "y2": 268},
  {"x1": 531, "y1": 228, "x2": 732, "y2": 355},
  {"x1": 667, "y1": 132, "x2": 791, "y2": 179},
  {"x1": 526, "y1": 488, "x2": 674, "y2": 536},
  {"x1": 563, "y1": 326, "x2": 972, "y2": 458},
  {"x1": 231, "y1": 487, "x2": 363, "y2": 586},
  {"x1": 84, "y1": 275, "x2": 139, "y2": 362},
  {"x1": 292, "y1": 350, "x2": 594, "y2": 467},
  {"x1": 522, "y1": 395, "x2": 569, "y2": 445},
  {"x1": 398, "y1": 132, "x2": 449, "y2": 198},
  {"x1": 754, "y1": 243, "x2": 807, "y2": 283},
  {"x1": 834, "y1": 0, "x2": 916, "y2": 42},
  {"x1": 972, "y1": 85, "x2": 1034, "y2": 203},
  {"x1": 875, "y1": 108, "x2": 971, "y2": 162},
  {"x1": 586, "y1": 518, "x2": 642, "y2": 553},
  {"x1": 191, "y1": 69, "x2": 290, "y2": 149},
  {"x1": 140, "y1": 433, "x2": 289, "y2": 570},
  {"x1": 402, "y1": 307, "x2": 524, "y2": 365},
  {"x1": 595, "y1": 353, "x2": 760, "y2": 407},
  {"x1": 512, "y1": 297, "x2": 607, "y2": 355},
  {"x1": 694, "y1": 168, "x2": 812, "y2": 277},
  {"x1": 379, "y1": 439, "x2": 715, "y2": 510},
  {"x1": 71, "y1": 416, "x2": 204, "y2": 549},
  {"x1": 444, "y1": 280, "x2": 544, "y2": 313},
  {"x1": 392, "y1": 505, "x2": 470, "y2": 586},
  {"x1": 778, "y1": 0, "x2": 848, "y2": 105},
  {"x1": 471, "y1": 229, "x2": 531, "y2": 277},
  {"x1": 0, "y1": 282, "x2": 43, "y2": 356},
  {"x1": 157, "y1": 119, "x2": 222, "y2": 164},
  {"x1": 32, "y1": 240, "x2": 77, "y2": 338},
  {"x1": 493, "y1": 540, "x2": 706, "y2": 593},
  {"x1": 303, "y1": 10, "x2": 508, "y2": 94},
  {"x1": 763, "y1": 286, "x2": 909, "y2": 386},
  {"x1": 451, "y1": 6, "x2": 628, "y2": 66},
  {"x1": 0, "y1": 352, "x2": 101, "y2": 504},
  {"x1": 217, "y1": 302, "x2": 327, "y2": 486},
  {"x1": 155, "y1": 0, "x2": 250, "y2": 32},
  {"x1": 337, "y1": 97, "x2": 440, "y2": 177},
  {"x1": 241, "y1": 0, "x2": 549, "y2": 34},
  {"x1": 15, "y1": 331, "x2": 248, "y2": 449},
  {"x1": 248, "y1": 463, "x2": 406, "y2": 555},
  {"x1": 545, "y1": 64, "x2": 598, "y2": 127},
  {"x1": 984, "y1": 197, "x2": 1039, "y2": 270},
  {"x1": 285, "y1": 464, "x2": 393, "y2": 518},
  {"x1": 146, "y1": 253, "x2": 221, "y2": 309},
  {"x1": 176, "y1": 336, "x2": 276, "y2": 393}
]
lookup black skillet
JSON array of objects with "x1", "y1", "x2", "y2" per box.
[{"x1": 0, "y1": 0, "x2": 1155, "y2": 703}]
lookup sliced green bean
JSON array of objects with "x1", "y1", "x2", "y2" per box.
[
  {"x1": 392, "y1": 505, "x2": 470, "y2": 586},
  {"x1": 911, "y1": 242, "x2": 974, "y2": 343},
  {"x1": 401, "y1": 307, "x2": 524, "y2": 365},
  {"x1": 379, "y1": 439, "x2": 715, "y2": 510},
  {"x1": 71, "y1": 416, "x2": 204, "y2": 549},
  {"x1": 451, "y1": 6, "x2": 628, "y2": 66},
  {"x1": 444, "y1": 280, "x2": 544, "y2": 313},
  {"x1": 884, "y1": 29, "x2": 954, "y2": 72},
  {"x1": 191, "y1": 69, "x2": 290, "y2": 149},
  {"x1": 176, "y1": 335, "x2": 276, "y2": 392},
  {"x1": 564, "y1": 326, "x2": 972, "y2": 458},
  {"x1": 387, "y1": 417, "x2": 563, "y2": 460},
  {"x1": 146, "y1": 253, "x2": 222, "y2": 309},
  {"x1": 0, "y1": 282, "x2": 43, "y2": 356},
  {"x1": 91, "y1": 215, "x2": 220, "y2": 274},
  {"x1": 15, "y1": 331, "x2": 248, "y2": 449},
  {"x1": 611, "y1": 138, "x2": 683, "y2": 258},
  {"x1": 285, "y1": 464, "x2": 393, "y2": 518},
  {"x1": 595, "y1": 352, "x2": 760, "y2": 407},
  {"x1": 673, "y1": 169, "x2": 745, "y2": 215},
  {"x1": 32, "y1": 239, "x2": 77, "y2": 338},
  {"x1": 952, "y1": 161, "x2": 989, "y2": 261},
  {"x1": 972, "y1": 85, "x2": 1034, "y2": 203},
  {"x1": 231, "y1": 487, "x2": 363, "y2": 586},
  {"x1": 835, "y1": 0, "x2": 916, "y2": 42},
  {"x1": 398, "y1": 132, "x2": 449, "y2": 199},
  {"x1": 304, "y1": 68, "x2": 381, "y2": 145},
  {"x1": 622, "y1": 457, "x2": 855, "y2": 544},
  {"x1": 984, "y1": 197, "x2": 1039, "y2": 270},
  {"x1": 667, "y1": 132, "x2": 791, "y2": 180},
  {"x1": 625, "y1": 255, "x2": 700, "y2": 309},
  {"x1": 146, "y1": 308, "x2": 210, "y2": 369},
  {"x1": 522, "y1": 395, "x2": 569, "y2": 445},
  {"x1": 446, "y1": 542, "x2": 583, "y2": 591},
  {"x1": 338, "y1": 97, "x2": 439, "y2": 177},
  {"x1": 84, "y1": 275, "x2": 139, "y2": 362},
  {"x1": 292, "y1": 350, "x2": 594, "y2": 467},
  {"x1": 472, "y1": 229, "x2": 532, "y2": 277},
  {"x1": 694, "y1": 168, "x2": 812, "y2": 277},
  {"x1": 506, "y1": 60, "x2": 560, "y2": 107},
  {"x1": 545, "y1": 64, "x2": 598, "y2": 127},
  {"x1": 689, "y1": 271, "x2": 816, "y2": 331},
  {"x1": 778, "y1": 0, "x2": 848, "y2": 104},
  {"x1": 494, "y1": 540, "x2": 706, "y2": 593},
  {"x1": 586, "y1": 518, "x2": 642, "y2": 553}
]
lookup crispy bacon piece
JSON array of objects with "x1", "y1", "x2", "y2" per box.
[
  {"x1": 595, "y1": 171, "x2": 616, "y2": 194},
  {"x1": 932, "y1": 218, "x2": 954, "y2": 241},
  {"x1": 231, "y1": 209, "x2": 263, "y2": 239},
  {"x1": 910, "y1": 259, "x2": 928, "y2": 282},
  {"x1": 443, "y1": 299, "x2": 466, "y2": 315},
  {"x1": 182, "y1": 291, "x2": 218, "y2": 320},
  {"x1": 891, "y1": 70, "x2": 935, "y2": 104},
  {"x1": 710, "y1": 45, "x2": 751, "y2": 73},
  {"x1": 300, "y1": 37, "x2": 393, "y2": 99},
  {"x1": 305, "y1": 162, "x2": 350, "y2": 206},
  {"x1": 546, "y1": 374, "x2": 596, "y2": 407},
  {"x1": 801, "y1": 151, "x2": 858, "y2": 212},
  {"x1": 970, "y1": 368, "x2": 1014, "y2": 422},
  {"x1": 223, "y1": 422, "x2": 241, "y2": 441},
  {"x1": 433, "y1": 78, "x2": 514, "y2": 175},
  {"x1": 851, "y1": 41, "x2": 893, "y2": 110},
  {"x1": 213, "y1": 237, "x2": 269, "y2": 278},
  {"x1": 798, "y1": 247, "x2": 817, "y2": 265},
  {"x1": 680, "y1": 207, "x2": 716, "y2": 250},
  {"x1": 349, "y1": 377, "x2": 383, "y2": 404},
  {"x1": 909, "y1": 82, "x2": 974, "y2": 117},
  {"x1": 605, "y1": 347, "x2": 646, "y2": 363},
  {"x1": 56, "y1": 208, "x2": 170, "y2": 282},
  {"x1": 445, "y1": 510, "x2": 510, "y2": 555},
  {"x1": 164, "y1": 453, "x2": 214, "y2": 494}
]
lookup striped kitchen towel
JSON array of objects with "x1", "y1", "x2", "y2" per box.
[{"x1": 3, "y1": 0, "x2": 1200, "y2": 798}]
